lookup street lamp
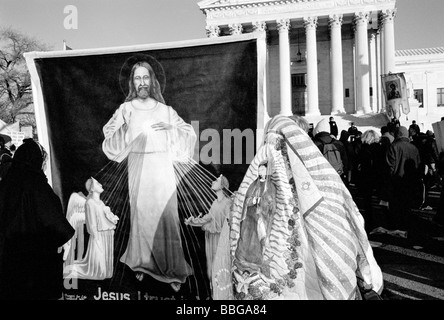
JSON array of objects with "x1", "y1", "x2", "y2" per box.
[{"x1": 296, "y1": 29, "x2": 303, "y2": 63}]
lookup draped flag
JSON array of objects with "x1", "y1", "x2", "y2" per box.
[
  {"x1": 228, "y1": 115, "x2": 383, "y2": 300},
  {"x1": 382, "y1": 72, "x2": 410, "y2": 119}
]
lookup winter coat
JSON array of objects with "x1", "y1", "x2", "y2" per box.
[{"x1": 0, "y1": 139, "x2": 74, "y2": 300}]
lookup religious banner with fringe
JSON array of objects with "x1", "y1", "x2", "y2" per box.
[
  {"x1": 24, "y1": 33, "x2": 266, "y2": 301},
  {"x1": 381, "y1": 72, "x2": 410, "y2": 120},
  {"x1": 225, "y1": 115, "x2": 383, "y2": 300}
]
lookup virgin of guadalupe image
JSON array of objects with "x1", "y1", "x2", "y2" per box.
[
  {"x1": 229, "y1": 115, "x2": 383, "y2": 300},
  {"x1": 64, "y1": 177, "x2": 119, "y2": 280},
  {"x1": 234, "y1": 159, "x2": 277, "y2": 274},
  {"x1": 101, "y1": 55, "x2": 195, "y2": 292}
]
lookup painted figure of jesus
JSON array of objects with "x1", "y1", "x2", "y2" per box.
[{"x1": 102, "y1": 57, "x2": 196, "y2": 292}]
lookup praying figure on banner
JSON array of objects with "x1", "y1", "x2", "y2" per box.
[
  {"x1": 102, "y1": 55, "x2": 196, "y2": 292},
  {"x1": 63, "y1": 191, "x2": 87, "y2": 268},
  {"x1": 65, "y1": 178, "x2": 119, "y2": 280},
  {"x1": 184, "y1": 175, "x2": 232, "y2": 293},
  {"x1": 234, "y1": 160, "x2": 277, "y2": 274}
]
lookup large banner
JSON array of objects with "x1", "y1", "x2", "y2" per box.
[
  {"x1": 25, "y1": 33, "x2": 267, "y2": 300},
  {"x1": 381, "y1": 72, "x2": 410, "y2": 120}
]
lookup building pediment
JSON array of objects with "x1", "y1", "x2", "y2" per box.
[
  {"x1": 199, "y1": 0, "x2": 396, "y2": 25},
  {"x1": 198, "y1": 0, "x2": 320, "y2": 10},
  {"x1": 198, "y1": 0, "x2": 395, "y2": 10}
]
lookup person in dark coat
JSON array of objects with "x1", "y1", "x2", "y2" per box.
[
  {"x1": 386, "y1": 127, "x2": 421, "y2": 233},
  {"x1": 417, "y1": 131, "x2": 440, "y2": 210},
  {"x1": 409, "y1": 120, "x2": 421, "y2": 136},
  {"x1": 313, "y1": 119, "x2": 348, "y2": 185},
  {"x1": 339, "y1": 130, "x2": 353, "y2": 187},
  {"x1": 0, "y1": 138, "x2": 75, "y2": 300},
  {"x1": 378, "y1": 126, "x2": 393, "y2": 206},
  {"x1": 350, "y1": 131, "x2": 363, "y2": 186},
  {"x1": 329, "y1": 116, "x2": 339, "y2": 139},
  {"x1": 348, "y1": 122, "x2": 358, "y2": 139},
  {"x1": 357, "y1": 130, "x2": 383, "y2": 232},
  {"x1": 434, "y1": 152, "x2": 444, "y2": 226}
]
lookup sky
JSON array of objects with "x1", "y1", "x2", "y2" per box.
[{"x1": 0, "y1": 0, "x2": 443, "y2": 51}]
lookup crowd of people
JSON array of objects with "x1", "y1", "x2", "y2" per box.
[
  {"x1": 0, "y1": 52, "x2": 439, "y2": 301},
  {"x1": 302, "y1": 116, "x2": 444, "y2": 236},
  {"x1": 1, "y1": 113, "x2": 443, "y2": 300}
]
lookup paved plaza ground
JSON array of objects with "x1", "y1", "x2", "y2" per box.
[{"x1": 349, "y1": 184, "x2": 444, "y2": 300}]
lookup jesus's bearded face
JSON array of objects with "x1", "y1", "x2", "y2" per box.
[{"x1": 133, "y1": 66, "x2": 151, "y2": 99}]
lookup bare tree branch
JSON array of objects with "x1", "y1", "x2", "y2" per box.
[{"x1": 0, "y1": 27, "x2": 52, "y2": 135}]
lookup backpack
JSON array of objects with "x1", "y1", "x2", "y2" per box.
[{"x1": 322, "y1": 141, "x2": 344, "y2": 175}]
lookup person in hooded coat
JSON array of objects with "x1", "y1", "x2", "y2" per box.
[{"x1": 0, "y1": 138, "x2": 75, "y2": 300}]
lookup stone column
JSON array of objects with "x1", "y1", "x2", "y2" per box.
[
  {"x1": 369, "y1": 31, "x2": 378, "y2": 112},
  {"x1": 378, "y1": 19, "x2": 386, "y2": 113},
  {"x1": 352, "y1": 26, "x2": 358, "y2": 114},
  {"x1": 354, "y1": 12, "x2": 371, "y2": 114},
  {"x1": 379, "y1": 17, "x2": 385, "y2": 76},
  {"x1": 228, "y1": 23, "x2": 243, "y2": 35},
  {"x1": 376, "y1": 30, "x2": 383, "y2": 113},
  {"x1": 381, "y1": 9, "x2": 397, "y2": 74},
  {"x1": 329, "y1": 14, "x2": 345, "y2": 114},
  {"x1": 277, "y1": 19, "x2": 292, "y2": 116},
  {"x1": 206, "y1": 25, "x2": 220, "y2": 38},
  {"x1": 304, "y1": 16, "x2": 320, "y2": 116}
]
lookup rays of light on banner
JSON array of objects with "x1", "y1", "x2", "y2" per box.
[
  {"x1": 92, "y1": 134, "x2": 231, "y2": 299},
  {"x1": 174, "y1": 157, "x2": 234, "y2": 297}
]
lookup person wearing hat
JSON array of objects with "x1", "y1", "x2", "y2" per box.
[
  {"x1": 0, "y1": 138, "x2": 75, "y2": 299},
  {"x1": 386, "y1": 126, "x2": 421, "y2": 234},
  {"x1": 102, "y1": 57, "x2": 195, "y2": 292}
]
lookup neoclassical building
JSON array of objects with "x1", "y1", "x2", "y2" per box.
[
  {"x1": 395, "y1": 47, "x2": 444, "y2": 130},
  {"x1": 197, "y1": 0, "x2": 400, "y2": 118}
]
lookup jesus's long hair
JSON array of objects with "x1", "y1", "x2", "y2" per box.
[{"x1": 125, "y1": 61, "x2": 165, "y2": 104}]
